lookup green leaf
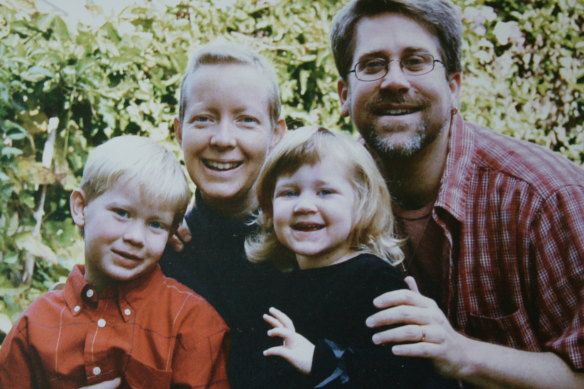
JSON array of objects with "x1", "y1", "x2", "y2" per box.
[
  {"x1": 14, "y1": 232, "x2": 58, "y2": 264},
  {"x1": 0, "y1": 313, "x2": 13, "y2": 334},
  {"x1": 51, "y1": 15, "x2": 69, "y2": 39},
  {"x1": 1, "y1": 147, "x2": 23, "y2": 157},
  {"x1": 20, "y1": 66, "x2": 56, "y2": 82}
]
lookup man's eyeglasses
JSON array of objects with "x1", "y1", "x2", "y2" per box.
[{"x1": 349, "y1": 54, "x2": 444, "y2": 81}]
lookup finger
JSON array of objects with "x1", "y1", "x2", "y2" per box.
[
  {"x1": 372, "y1": 288, "x2": 432, "y2": 309},
  {"x1": 263, "y1": 313, "x2": 284, "y2": 329},
  {"x1": 371, "y1": 324, "x2": 432, "y2": 345},
  {"x1": 267, "y1": 327, "x2": 296, "y2": 341},
  {"x1": 404, "y1": 276, "x2": 420, "y2": 294},
  {"x1": 175, "y1": 220, "x2": 192, "y2": 243},
  {"x1": 263, "y1": 346, "x2": 294, "y2": 361},
  {"x1": 392, "y1": 342, "x2": 439, "y2": 358},
  {"x1": 268, "y1": 307, "x2": 295, "y2": 331},
  {"x1": 167, "y1": 234, "x2": 184, "y2": 253},
  {"x1": 367, "y1": 304, "x2": 430, "y2": 328}
]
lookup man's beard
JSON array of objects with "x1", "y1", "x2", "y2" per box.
[
  {"x1": 361, "y1": 92, "x2": 445, "y2": 159},
  {"x1": 363, "y1": 121, "x2": 430, "y2": 159}
]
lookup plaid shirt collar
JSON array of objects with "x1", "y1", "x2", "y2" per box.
[{"x1": 435, "y1": 113, "x2": 475, "y2": 223}]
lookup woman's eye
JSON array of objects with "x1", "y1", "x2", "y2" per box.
[
  {"x1": 318, "y1": 189, "x2": 334, "y2": 196},
  {"x1": 239, "y1": 116, "x2": 259, "y2": 126},
  {"x1": 192, "y1": 116, "x2": 211, "y2": 125}
]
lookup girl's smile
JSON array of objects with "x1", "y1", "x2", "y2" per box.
[{"x1": 272, "y1": 157, "x2": 358, "y2": 270}]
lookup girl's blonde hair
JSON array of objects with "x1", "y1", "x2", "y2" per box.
[{"x1": 245, "y1": 126, "x2": 403, "y2": 271}]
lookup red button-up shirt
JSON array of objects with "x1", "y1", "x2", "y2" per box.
[
  {"x1": 407, "y1": 114, "x2": 584, "y2": 371},
  {"x1": 0, "y1": 265, "x2": 230, "y2": 389}
]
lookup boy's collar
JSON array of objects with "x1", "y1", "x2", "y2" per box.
[{"x1": 63, "y1": 264, "x2": 162, "y2": 322}]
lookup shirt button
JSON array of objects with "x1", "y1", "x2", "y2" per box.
[
  {"x1": 86, "y1": 289, "x2": 94, "y2": 298},
  {"x1": 93, "y1": 366, "x2": 101, "y2": 375},
  {"x1": 97, "y1": 319, "x2": 106, "y2": 328},
  {"x1": 73, "y1": 306, "x2": 81, "y2": 313},
  {"x1": 124, "y1": 308, "x2": 132, "y2": 316}
]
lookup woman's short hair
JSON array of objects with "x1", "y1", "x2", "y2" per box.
[
  {"x1": 331, "y1": 0, "x2": 463, "y2": 80},
  {"x1": 80, "y1": 135, "x2": 191, "y2": 228},
  {"x1": 178, "y1": 41, "x2": 282, "y2": 126},
  {"x1": 245, "y1": 126, "x2": 403, "y2": 271}
]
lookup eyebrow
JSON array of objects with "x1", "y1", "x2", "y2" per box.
[{"x1": 356, "y1": 47, "x2": 435, "y2": 61}]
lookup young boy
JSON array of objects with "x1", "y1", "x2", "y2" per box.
[{"x1": 0, "y1": 136, "x2": 230, "y2": 389}]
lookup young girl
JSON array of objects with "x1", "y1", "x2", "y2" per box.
[{"x1": 245, "y1": 126, "x2": 455, "y2": 388}]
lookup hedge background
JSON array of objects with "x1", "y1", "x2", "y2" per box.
[{"x1": 0, "y1": 0, "x2": 582, "y2": 338}]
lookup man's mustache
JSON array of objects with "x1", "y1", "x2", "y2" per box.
[{"x1": 367, "y1": 91, "x2": 429, "y2": 111}]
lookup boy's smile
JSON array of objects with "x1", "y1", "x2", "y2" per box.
[
  {"x1": 272, "y1": 157, "x2": 357, "y2": 269},
  {"x1": 70, "y1": 179, "x2": 175, "y2": 291}
]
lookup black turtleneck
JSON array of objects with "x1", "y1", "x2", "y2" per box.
[{"x1": 160, "y1": 191, "x2": 284, "y2": 388}]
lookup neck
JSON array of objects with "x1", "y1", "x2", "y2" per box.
[
  {"x1": 202, "y1": 192, "x2": 255, "y2": 218},
  {"x1": 296, "y1": 249, "x2": 358, "y2": 270},
  {"x1": 380, "y1": 122, "x2": 451, "y2": 210}
]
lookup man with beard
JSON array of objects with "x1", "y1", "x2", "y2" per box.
[{"x1": 331, "y1": 0, "x2": 584, "y2": 388}]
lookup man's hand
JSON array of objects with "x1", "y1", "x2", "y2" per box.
[
  {"x1": 168, "y1": 219, "x2": 192, "y2": 252},
  {"x1": 368, "y1": 276, "x2": 584, "y2": 388},
  {"x1": 366, "y1": 276, "x2": 471, "y2": 378},
  {"x1": 79, "y1": 377, "x2": 121, "y2": 389},
  {"x1": 263, "y1": 307, "x2": 315, "y2": 375}
]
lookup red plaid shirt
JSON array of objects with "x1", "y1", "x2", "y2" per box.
[
  {"x1": 0, "y1": 265, "x2": 230, "y2": 389},
  {"x1": 412, "y1": 114, "x2": 584, "y2": 370}
]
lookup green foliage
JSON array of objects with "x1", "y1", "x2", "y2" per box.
[{"x1": 0, "y1": 0, "x2": 582, "y2": 335}]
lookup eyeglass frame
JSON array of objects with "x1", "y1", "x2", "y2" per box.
[{"x1": 348, "y1": 54, "x2": 445, "y2": 82}]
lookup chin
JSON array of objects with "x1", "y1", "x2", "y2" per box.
[{"x1": 201, "y1": 185, "x2": 245, "y2": 200}]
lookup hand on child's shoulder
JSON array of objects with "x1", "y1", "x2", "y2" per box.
[{"x1": 168, "y1": 218, "x2": 192, "y2": 252}]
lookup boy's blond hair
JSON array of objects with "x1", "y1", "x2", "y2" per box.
[
  {"x1": 178, "y1": 41, "x2": 282, "y2": 126},
  {"x1": 245, "y1": 126, "x2": 403, "y2": 271},
  {"x1": 80, "y1": 135, "x2": 191, "y2": 227}
]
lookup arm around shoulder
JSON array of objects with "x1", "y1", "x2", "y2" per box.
[{"x1": 450, "y1": 336, "x2": 584, "y2": 389}]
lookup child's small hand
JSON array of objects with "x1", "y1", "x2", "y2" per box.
[{"x1": 263, "y1": 307, "x2": 315, "y2": 375}]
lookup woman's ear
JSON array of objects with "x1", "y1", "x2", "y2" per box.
[
  {"x1": 270, "y1": 119, "x2": 287, "y2": 148},
  {"x1": 70, "y1": 189, "x2": 88, "y2": 228},
  {"x1": 174, "y1": 117, "x2": 183, "y2": 145}
]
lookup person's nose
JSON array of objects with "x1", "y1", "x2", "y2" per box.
[
  {"x1": 210, "y1": 120, "x2": 237, "y2": 149},
  {"x1": 293, "y1": 193, "x2": 318, "y2": 214},
  {"x1": 379, "y1": 60, "x2": 411, "y2": 91},
  {"x1": 123, "y1": 221, "x2": 146, "y2": 247}
]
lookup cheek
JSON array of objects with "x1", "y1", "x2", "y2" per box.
[
  {"x1": 147, "y1": 233, "x2": 170, "y2": 256},
  {"x1": 271, "y1": 203, "x2": 288, "y2": 229},
  {"x1": 240, "y1": 131, "x2": 272, "y2": 159},
  {"x1": 181, "y1": 131, "x2": 207, "y2": 153}
]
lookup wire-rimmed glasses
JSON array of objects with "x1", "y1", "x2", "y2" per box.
[{"x1": 349, "y1": 54, "x2": 444, "y2": 81}]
